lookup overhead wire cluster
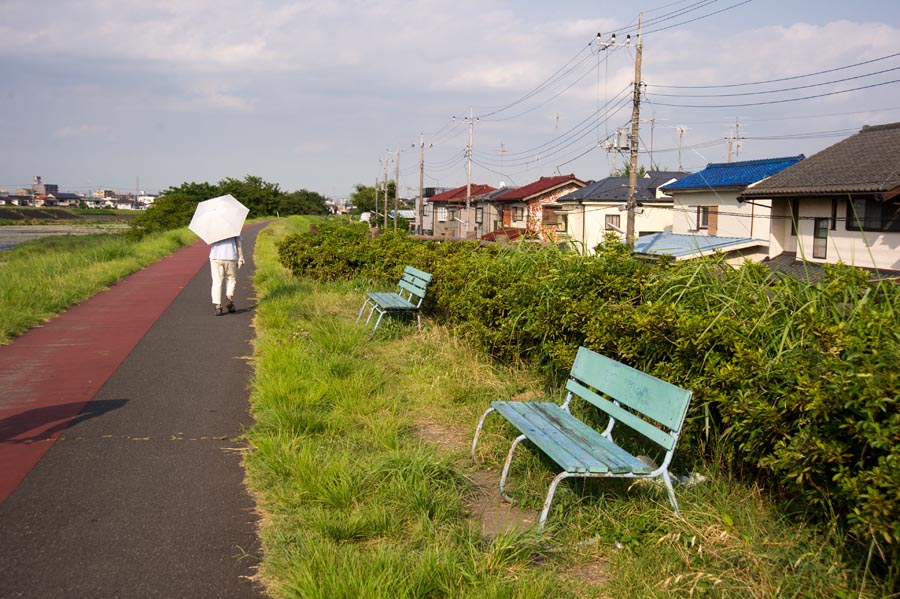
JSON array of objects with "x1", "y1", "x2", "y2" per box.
[{"x1": 386, "y1": 0, "x2": 900, "y2": 197}]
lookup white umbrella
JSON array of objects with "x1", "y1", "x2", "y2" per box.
[{"x1": 188, "y1": 194, "x2": 249, "y2": 244}]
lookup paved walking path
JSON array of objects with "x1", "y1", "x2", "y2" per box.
[{"x1": 0, "y1": 225, "x2": 266, "y2": 598}]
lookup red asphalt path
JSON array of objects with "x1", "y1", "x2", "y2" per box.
[{"x1": 0, "y1": 240, "x2": 210, "y2": 503}]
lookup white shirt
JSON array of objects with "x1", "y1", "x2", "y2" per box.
[{"x1": 209, "y1": 236, "x2": 241, "y2": 261}]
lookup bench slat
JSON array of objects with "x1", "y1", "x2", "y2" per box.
[
  {"x1": 366, "y1": 292, "x2": 416, "y2": 310},
  {"x1": 398, "y1": 279, "x2": 427, "y2": 298},
  {"x1": 492, "y1": 401, "x2": 651, "y2": 474},
  {"x1": 403, "y1": 266, "x2": 433, "y2": 283},
  {"x1": 528, "y1": 403, "x2": 650, "y2": 474},
  {"x1": 566, "y1": 379, "x2": 678, "y2": 450},
  {"x1": 493, "y1": 402, "x2": 607, "y2": 473},
  {"x1": 571, "y1": 348, "x2": 691, "y2": 431}
]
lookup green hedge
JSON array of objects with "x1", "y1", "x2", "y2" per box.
[{"x1": 278, "y1": 220, "x2": 900, "y2": 575}]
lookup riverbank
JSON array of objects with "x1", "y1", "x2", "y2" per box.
[
  {"x1": 0, "y1": 224, "x2": 131, "y2": 251},
  {"x1": 0, "y1": 228, "x2": 196, "y2": 344}
]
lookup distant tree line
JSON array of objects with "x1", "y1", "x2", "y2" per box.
[{"x1": 129, "y1": 175, "x2": 329, "y2": 236}]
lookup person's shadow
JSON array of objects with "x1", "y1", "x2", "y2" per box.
[{"x1": 0, "y1": 399, "x2": 128, "y2": 443}]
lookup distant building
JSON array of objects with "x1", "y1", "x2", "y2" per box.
[{"x1": 32, "y1": 176, "x2": 57, "y2": 196}]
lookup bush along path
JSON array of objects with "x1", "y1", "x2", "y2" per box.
[{"x1": 244, "y1": 216, "x2": 888, "y2": 598}]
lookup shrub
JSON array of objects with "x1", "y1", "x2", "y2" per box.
[{"x1": 277, "y1": 221, "x2": 900, "y2": 576}]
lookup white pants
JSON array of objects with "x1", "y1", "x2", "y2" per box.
[{"x1": 210, "y1": 259, "x2": 237, "y2": 305}]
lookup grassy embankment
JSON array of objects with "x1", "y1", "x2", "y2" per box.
[
  {"x1": 247, "y1": 216, "x2": 878, "y2": 598},
  {"x1": 0, "y1": 228, "x2": 196, "y2": 344}
]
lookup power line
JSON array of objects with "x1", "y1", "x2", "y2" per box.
[
  {"x1": 649, "y1": 65, "x2": 900, "y2": 98},
  {"x1": 651, "y1": 50, "x2": 900, "y2": 89},
  {"x1": 476, "y1": 42, "x2": 595, "y2": 119},
  {"x1": 481, "y1": 49, "x2": 621, "y2": 123},
  {"x1": 642, "y1": 0, "x2": 753, "y2": 35},
  {"x1": 647, "y1": 78, "x2": 900, "y2": 108}
]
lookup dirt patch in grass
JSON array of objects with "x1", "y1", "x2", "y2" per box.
[{"x1": 415, "y1": 418, "x2": 539, "y2": 537}]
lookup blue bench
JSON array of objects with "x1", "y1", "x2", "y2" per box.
[
  {"x1": 471, "y1": 346, "x2": 693, "y2": 529},
  {"x1": 356, "y1": 266, "x2": 433, "y2": 335}
]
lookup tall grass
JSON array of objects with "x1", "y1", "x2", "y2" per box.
[
  {"x1": 0, "y1": 229, "x2": 196, "y2": 343},
  {"x1": 247, "y1": 217, "x2": 881, "y2": 598}
]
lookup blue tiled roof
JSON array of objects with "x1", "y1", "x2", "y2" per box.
[
  {"x1": 633, "y1": 232, "x2": 765, "y2": 259},
  {"x1": 662, "y1": 155, "x2": 804, "y2": 191}
]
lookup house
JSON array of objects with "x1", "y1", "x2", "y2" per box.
[
  {"x1": 556, "y1": 171, "x2": 686, "y2": 254},
  {"x1": 477, "y1": 174, "x2": 586, "y2": 242},
  {"x1": 2, "y1": 194, "x2": 32, "y2": 206},
  {"x1": 34, "y1": 195, "x2": 58, "y2": 207},
  {"x1": 472, "y1": 187, "x2": 516, "y2": 239},
  {"x1": 83, "y1": 197, "x2": 107, "y2": 209},
  {"x1": 639, "y1": 155, "x2": 805, "y2": 262},
  {"x1": 424, "y1": 183, "x2": 496, "y2": 239},
  {"x1": 47, "y1": 192, "x2": 83, "y2": 207},
  {"x1": 739, "y1": 122, "x2": 900, "y2": 273}
]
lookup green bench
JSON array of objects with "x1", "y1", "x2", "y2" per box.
[
  {"x1": 356, "y1": 266, "x2": 433, "y2": 335},
  {"x1": 471, "y1": 346, "x2": 692, "y2": 529}
]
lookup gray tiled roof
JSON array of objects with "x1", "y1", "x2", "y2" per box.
[
  {"x1": 559, "y1": 171, "x2": 687, "y2": 203},
  {"x1": 742, "y1": 122, "x2": 900, "y2": 199}
]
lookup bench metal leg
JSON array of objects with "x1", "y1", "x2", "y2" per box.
[
  {"x1": 370, "y1": 309, "x2": 386, "y2": 334},
  {"x1": 470, "y1": 407, "x2": 495, "y2": 460},
  {"x1": 499, "y1": 434, "x2": 527, "y2": 503},
  {"x1": 539, "y1": 471, "x2": 574, "y2": 530},
  {"x1": 661, "y1": 470, "x2": 680, "y2": 515},
  {"x1": 356, "y1": 299, "x2": 373, "y2": 324}
]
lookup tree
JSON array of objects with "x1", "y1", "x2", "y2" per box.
[
  {"x1": 350, "y1": 181, "x2": 396, "y2": 214},
  {"x1": 279, "y1": 189, "x2": 329, "y2": 215},
  {"x1": 350, "y1": 184, "x2": 375, "y2": 213},
  {"x1": 217, "y1": 175, "x2": 282, "y2": 217},
  {"x1": 160, "y1": 181, "x2": 221, "y2": 204},
  {"x1": 128, "y1": 193, "x2": 200, "y2": 237}
]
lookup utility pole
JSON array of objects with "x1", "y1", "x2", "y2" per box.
[
  {"x1": 383, "y1": 150, "x2": 390, "y2": 229},
  {"x1": 625, "y1": 14, "x2": 643, "y2": 245},
  {"x1": 677, "y1": 126, "x2": 685, "y2": 171},
  {"x1": 727, "y1": 129, "x2": 734, "y2": 163},
  {"x1": 417, "y1": 133, "x2": 430, "y2": 235},
  {"x1": 394, "y1": 144, "x2": 400, "y2": 232},
  {"x1": 465, "y1": 107, "x2": 475, "y2": 239},
  {"x1": 374, "y1": 177, "x2": 379, "y2": 225},
  {"x1": 597, "y1": 17, "x2": 642, "y2": 244}
]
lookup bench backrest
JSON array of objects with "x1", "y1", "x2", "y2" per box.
[
  {"x1": 566, "y1": 347, "x2": 692, "y2": 451},
  {"x1": 397, "y1": 266, "x2": 433, "y2": 305}
]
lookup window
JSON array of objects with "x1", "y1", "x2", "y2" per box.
[
  {"x1": 475, "y1": 207, "x2": 483, "y2": 224},
  {"x1": 540, "y1": 208, "x2": 564, "y2": 232},
  {"x1": 605, "y1": 214, "x2": 620, "y2": 231},
  {"x1": 436, "y1": 206, "x2": 447, "y2": 223},
  {"x1": 813, "y1": 217, "x2": 829, "y2": 259},
  {"x1": 846, "y1": 197, "x2": 900, "y2": 232},
  {"x1": 512, "y1": 207, "x2": 524, "y2": 222},
  {"x1": 696, "y1": 206, "x2": 710, "y2": 230}
]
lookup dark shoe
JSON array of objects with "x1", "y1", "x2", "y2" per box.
[
  {"x1": 226, "y1": 300, "x2": 235, "y2": 313},
  {"x1": 215, "y1": 307, "x2": 224, "y2": 316}
]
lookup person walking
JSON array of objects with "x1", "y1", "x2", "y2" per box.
[{"x1": 209, "y1": 236, "x2": 244, "y2": 316}]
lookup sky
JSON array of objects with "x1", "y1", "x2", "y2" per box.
[{"x1": 1, "y1": 0, "x2": 899, "y2": 200}]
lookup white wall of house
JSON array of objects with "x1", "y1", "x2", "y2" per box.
[
  {"x1": 772, "y1": 197, "x2": 900, "y2": 270},
  {"x1": 671, "y1": 190, "x2": 771, "y2": 239},
  {"x1": 561, "y1": 202, "x2": 674, "y2": 254}
]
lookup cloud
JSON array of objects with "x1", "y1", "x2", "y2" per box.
[
  {"x1": 55, "y1": 124, "x2": 107, "y2": 139},
  {"x1": 169, "y1": 85, "x2": 255, "y2": 112}
]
